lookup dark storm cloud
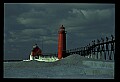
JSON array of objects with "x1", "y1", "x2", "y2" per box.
[{"x1": 4, "y1": 3, "x2": 115, "y2": 60}]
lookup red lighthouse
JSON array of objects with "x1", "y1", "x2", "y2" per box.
[{"x1": 58, "y1": 25, "x2": 66, "y2": 59}]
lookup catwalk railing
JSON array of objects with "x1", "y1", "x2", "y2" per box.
[{"x1": 65, "y1": 35, "x2": 115, "y2": 60}]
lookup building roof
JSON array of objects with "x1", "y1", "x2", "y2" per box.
[{"x1": 60, "y1": 25, "x2": 65, "y2": 29}]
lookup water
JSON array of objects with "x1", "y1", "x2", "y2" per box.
[{"x1": 4, "y1": 54, "x2": 114, "y2": 79}]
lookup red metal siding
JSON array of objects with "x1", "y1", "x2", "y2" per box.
[{"x1": 58, "y1": 32, "x2": 63, "y2": 59}]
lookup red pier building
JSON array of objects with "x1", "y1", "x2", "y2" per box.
[{"x1": 58, "y1": 25, "x2": 66, "y2": 59}]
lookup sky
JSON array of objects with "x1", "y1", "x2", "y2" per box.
[{"x1": 4, "y1": 3, "x2": 115, "y2": 60}]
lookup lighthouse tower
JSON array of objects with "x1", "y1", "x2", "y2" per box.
[{"x1": 58, "y1": 25, "x2": 66, "y2": 59}]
